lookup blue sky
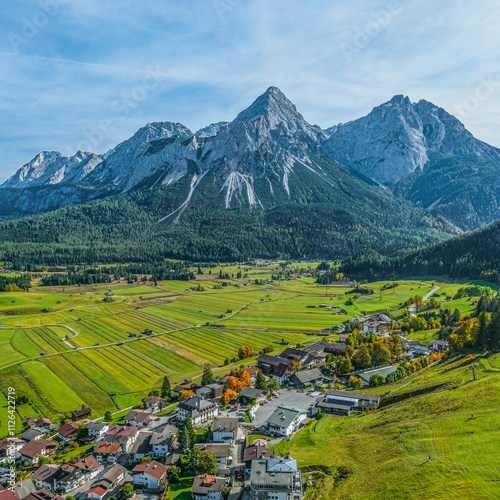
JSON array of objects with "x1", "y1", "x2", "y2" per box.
[{"x1": 1, "y1": 0, "x2": 500, "y2": 181}]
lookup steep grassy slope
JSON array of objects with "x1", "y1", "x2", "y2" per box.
[{"x1": 274, "y1": 352, "x2": 500, "y2": 500}]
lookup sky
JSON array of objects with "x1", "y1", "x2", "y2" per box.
[{"x1": 1, "y1": 0, "x2": 500, "y2": 182}]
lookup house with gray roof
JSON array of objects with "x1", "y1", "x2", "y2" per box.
[
  {"x1": 289, "y1": 368, "x2": 324, "y2": 388},
  {"x1": 265, "y1": 407, "x2": 303, "y2": 437}
]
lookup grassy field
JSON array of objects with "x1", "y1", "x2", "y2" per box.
[
  {"x1": 274, "y1": 352, "x2": 500, "y2": 500},
  {"x1": 0, "y1": 272, "x2": 498, "y2": 439}
]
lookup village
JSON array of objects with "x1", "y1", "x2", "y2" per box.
[{"x1": 0, "y1": 309, "x2": 450, "y2": 500}]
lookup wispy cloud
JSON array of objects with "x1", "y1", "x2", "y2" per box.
[{"x1": 1, "y1": 0, "x2": 500, "y2": 177}]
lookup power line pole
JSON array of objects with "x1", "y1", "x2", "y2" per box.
[{"x1": 469, "y1": 364, "x2": 478, "y2": 381}]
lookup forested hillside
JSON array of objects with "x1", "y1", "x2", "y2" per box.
[{"x1": 341, "y1": 219, "x2": 500, "y2": 280}]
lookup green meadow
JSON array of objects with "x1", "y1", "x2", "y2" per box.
[
  {"x1": 0, "y1": 272, "x2": 498, "y2": 440},
  {"x1": 274, "y1": 352, "x2": 500, "y2": 500}
]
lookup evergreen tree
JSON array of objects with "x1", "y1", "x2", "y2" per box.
[
  {"x1": 161, "y1": 375, "x2": 171, "y2": 398},
  {"x1": 255, "y1": 370, "x2": 267, "y2": 390},
  {"x1": 201, "y1": 364, "x2": 214, "y2": 386}
]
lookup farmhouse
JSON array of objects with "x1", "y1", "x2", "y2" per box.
[
  {"x1": 249, "y1": 457, "x2": 303, "y2": 500},
  {"x1": 431, "y1": 339, "x2": 449, "y2": 352},
  {"x1": 256, "y1": 354, "x2": 293, "y2": 383},
  {"x1": 191, "y1": 474, "x2": 227, "y2": 500},
  {"x1": 132, "y1": 461, "x2": 168, "y2": 490},
  {"x1": 72, "y1": 408, "x2": 92, "y2": 421},
  {"x1": 265, "y1": 407, "x2": 303, "y2": 438},
  {"x1": 289, "y1": 368, "x2": 324, "y2": 388},
  {"x1": 178, "y1": 397, "x2": 218, "y2": 426},
  {"x1": 172, "y1": 385, "x2": 190, "y2": 397},
  {"x1": 337, "y1": 334, "x2": 349, "y2": 343}
]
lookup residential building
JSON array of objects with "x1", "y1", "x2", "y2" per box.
[
  {"x1": 194, "y1": 444, "x2": 232, "y2": 471},
  {"x1": 362, "y1": 321, "x2": 381, "y2": 334},
  {"x1": 210, "y1": 417, "x2": 238, "y2": 443},
  {"x1": 132, "y1": 461, "x2": 168, "y2": 490},
  {"x1": 431, "y1": 339, "x2": 449, "y2": 352},
  {"x1": 124, "y1": 409, "x2": 153, "y2": 428},
  {"x1": 57, "y1": 422, "x2": 80, "y2": 441},
  {"x1": 151, "y1": 424, "x2": 178, "y2": 457},
  {"x1": 265, "y1": 407, "x2": 303, "y2": 438},
  {"x1": 289, "y1": 368, "x2": 324, "y2": 388},
  {"x1": 19, "y1": 439, "x2": 56, "y2": 464},
  {"x1": 94, "y1": 442, "x2": 122, "y2": 463},
  {"x1": 143, "y1": 396, "x2": 163, "y2": 412},
  {"x1": 104, "y1": 424, "x2": 139, "y2": 453},
  {"x1": 249, "y1": 457, "x2": 303, "y2": 500},
  {"x1": 10, "y1": 479, "x2": 36, "y2": 500},
  {"x1": 243, "y1": 445, "x2": 272, "y2": 470},
  {"x1": 19, "y1": 428, "x2": 47, "y2": 442},
  {"x1": 0, "y1": 438, "x2": 25, "y2": 458},
  {"x1": 74, "y1": 455, "x2": 103, "y2": 481},
  {"x1": 24, "y1": 490, "x2": 64, "y2": 500},
  {"x1": 191, "y1": 474, "x2": 226, "y2": 500},
  {"x1": 178, "y1": 397, "x2": 218, "y2": 426},
  {"x1": 337, "y1": 334, "x2": 349, "y2": 343},
  {"x1": 195, "y1": 384, "x2": 223, "y2": 400},
  {"x1": 86, "y1": 422, "x2": 109, "y2": 439},
  {"x1": 239, "y1": 387, "x2": 265, "y2": 404}
]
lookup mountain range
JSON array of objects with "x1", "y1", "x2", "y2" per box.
[{"x1": 0, "y1": 87, "x2": 499, "y2": 264}]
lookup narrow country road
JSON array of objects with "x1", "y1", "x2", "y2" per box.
[{"x1": 407, "y1": 282, "x2": 440, "y2": 317}]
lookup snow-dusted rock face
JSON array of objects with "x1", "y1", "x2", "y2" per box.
[
  {"x1": 323, "y1": 95, "x2": 500, "y2": 184},
  {"x1": 195, "y1": 122, "x2": 229, "y2": 138},
  {"x1": 2, "y1": 88, "x2": 500, "y2": 222},
  {"x1": 2, "y1": 151, "x2": 104, "y2": 188}
]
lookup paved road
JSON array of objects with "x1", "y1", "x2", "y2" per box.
[{"x1": 407, "y1": 282, "x2": 440, "y2": 318}]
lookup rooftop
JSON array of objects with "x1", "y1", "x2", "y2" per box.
[{"x1": 266, "y1": 407, "x2": 300, "y2": 428}]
